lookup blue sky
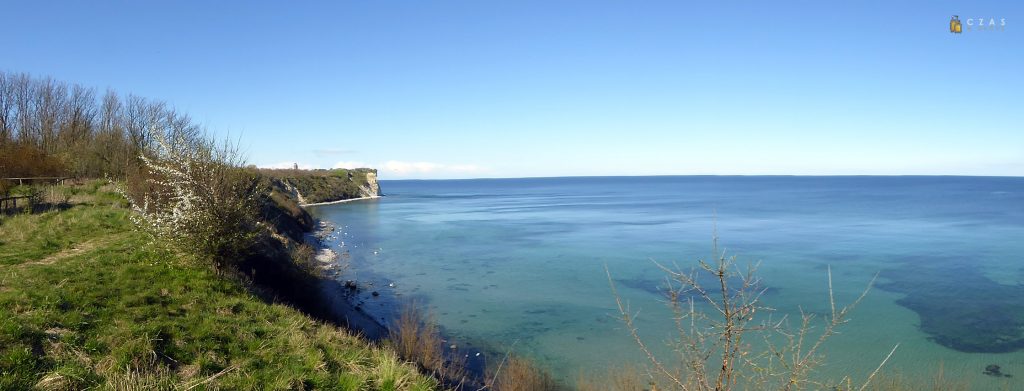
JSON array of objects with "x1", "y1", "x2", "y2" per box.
[{"x1": 3, "y1": 1, "x2": 1021, "y2": 178}]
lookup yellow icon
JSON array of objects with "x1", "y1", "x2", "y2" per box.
[{"x1": 950, "y1": 15, "x2": 962, "y2": 33}]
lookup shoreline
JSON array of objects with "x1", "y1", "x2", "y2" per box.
[
  {"x1": 305, "y1": 219, "x2": 390, "y2": 340},
  {"x1": 300, "y1": 195, "x2": 381, "y2": 207},
  {"x1": 302, "y1": 209, "x2": 491, "y2": 380}
]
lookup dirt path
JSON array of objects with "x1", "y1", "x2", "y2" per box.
[{"x1": 15, "y1": 235, "x2": 119, "y2": 267}]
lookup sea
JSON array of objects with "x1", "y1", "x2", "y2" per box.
[{"x1": 306, "y1": 176, "x2": 1024, "y2": 389}]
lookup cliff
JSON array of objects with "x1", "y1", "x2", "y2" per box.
[
  {"x1": 0, "y1": 180, "x2": 435, "y2": 389},
  {"x1": 232, "y1": 171, "x2": 389, "y2": 338},
  {"x1": 261, "y1": 168, "x2": 380, "y2": 205}
]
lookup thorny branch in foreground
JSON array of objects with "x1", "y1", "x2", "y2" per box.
[{"x1": 607, "y1": 236, "x2": 895, "y2": 391}]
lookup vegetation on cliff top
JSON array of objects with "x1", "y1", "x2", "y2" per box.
[
  {"x1": 0, "y1": 182, "x2": 436, "y2": 390},
  {"x1": 261, "y1": 168, "x2": 379, "y2": 205},
  {"x1": 0, "y1": 71, "x2": 433, "y2": 390}
]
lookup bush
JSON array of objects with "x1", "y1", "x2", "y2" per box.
[
  {"x1": 606, "y1": 237, "x2": 892, "y2": 391},
  {"x1": 14, "y1": 186, "x2": 43, "y2": 212},
  {"x1": 117, "y1": 131, "x2": 262, "y2": 268},
  {"x1": 291, "y1": 242, "x2": 319, "y2": 275},
  {"x1": 0, "y1": 143, "x2": 66, "y2": 179}
]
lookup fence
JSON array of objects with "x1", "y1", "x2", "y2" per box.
[
  {"x1": 1, "y1": 177, "x2": 68, "y2": 186},
  {"x1": 0, "y1": 177, "x2": 70, "y2": 215},
  {"x1": 0, "y1": 195, "x2": 32, "y2": 215}
]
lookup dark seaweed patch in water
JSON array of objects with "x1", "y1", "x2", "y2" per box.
[
  {"x1": 447, "y1": 283, "x2": 473, "y2": 291},
  {"x1": 879, "y1": 257, "x2": 1024, "y2": 353},
  {"x1": 614, "y1": 276, "x2": 778, "y2": 300},
  {"x1": 983, "y1": 364, "x2": 1013, "y2": 378}
]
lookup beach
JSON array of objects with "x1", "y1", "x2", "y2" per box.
[{"x1": 300, "y1": 195, "x2": 381, "y2": 207}]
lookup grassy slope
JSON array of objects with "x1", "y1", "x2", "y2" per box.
[{"x1": 0, "y1": 184, "x2": 435, "y2": 390}]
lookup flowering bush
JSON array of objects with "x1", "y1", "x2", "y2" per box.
[{"x1": 117, "y1": 130, "x2": 262, "y2": 268}]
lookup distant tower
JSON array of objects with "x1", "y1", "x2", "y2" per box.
[{"x1": 293, "y1": 163, "x2": 299, "y2": 170}]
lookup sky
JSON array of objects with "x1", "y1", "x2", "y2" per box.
[{"x1": 2, "y1": 1, "x2": 1021, "y2": 179}]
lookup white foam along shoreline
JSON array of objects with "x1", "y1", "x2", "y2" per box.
[{"x1": 300, "y1": 195, "x2": 381, "y2": 207}]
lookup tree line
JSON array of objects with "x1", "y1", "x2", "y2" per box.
[
  {"x1": 1, "y1": 70, "x2": 269, "y2": 268},
  {"x1": 0, "y1": 70, "x2": 202, "y2": 179}
]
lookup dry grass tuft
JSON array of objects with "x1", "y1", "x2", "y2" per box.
[
  {"x1": 33, "y1": 372, "x2": 72, "y2": 391},
  {"x1": 489, "y1": 355, "x2": 558, "y2": 391},
  {"x1": 391, "y1": 304, "x2": 443, "y2": 369},
  {"x1": 390, "y1": 303, "x2": 469, "y2": 387}
]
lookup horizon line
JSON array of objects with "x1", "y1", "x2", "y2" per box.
[{"x1": 375, "y1": 173, "x2": 1024, "y2": 181}]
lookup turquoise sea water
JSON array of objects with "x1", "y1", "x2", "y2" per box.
[{"x1": 307, "y1": 176, "x2": 1024, "y2": 388}]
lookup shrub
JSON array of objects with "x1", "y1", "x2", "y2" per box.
[
  {"x1": 0, "y1": 143, "x2": 65, "y2": 178},
  {"x1": 607, "y1": 237, "x2": 893, "y2": 391},
  {"x1": 18, "y1": 186, "x2": 43, "y2": 212},
  {"x1": 291, "y1": 242, "x2": 319, "y2": 275},
  {"x1": 117, "y1": 130, "x2": 262, "y2": 268}
]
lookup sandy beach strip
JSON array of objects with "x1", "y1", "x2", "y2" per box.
[{"x1": 300, "y1": 195, "x2": 381, "y2": 207}]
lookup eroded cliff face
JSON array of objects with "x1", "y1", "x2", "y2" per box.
[
  {"x1": 359, "y1": 171, "x2": 379, "y2": 197},
  {"x1": 277, "y1": 179, "x2": 307, "y2": 205}
]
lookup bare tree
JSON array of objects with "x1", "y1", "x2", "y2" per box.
[
  {"x1": 0, "y1": 73, "x2": 12, "y2": 144},
  {"x1": 91, "y1": 89, "x2": 127, "y2": 176},
  {"x1": 0, "y1": 71, "x2": 229, "y2": 178},
  {"x1": 608, "y1": 236, "x2": 891, "y2": 391},
  {"x1": 63, "y1": 84, "x2": 97, "y2": 144},
  {"x1": 34, "y1": 77, "x2": 68, "y2": 154},
  {"x1": 124, "y1": 93, "x2": 163, "y2": 154},
  {"x1": 100, "y1": 89, "x2": 122, "y2": 135},
  {"x1": 13, "y1": 73, "x2": 36, "y2": 145}
]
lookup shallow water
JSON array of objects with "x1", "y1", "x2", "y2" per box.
[{"x1": 307, "y1": 176, "x2": 1024, "y2": 389}]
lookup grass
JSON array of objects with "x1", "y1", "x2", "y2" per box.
[
  {"x1": 0, "y1": 183, "x2": 128, "y2": 265},
  {"x1": 0, "y1": 183, "x2": 436, "y2": 390},
  {"x1": 388, "y1": 304, "x2": 471, "y2": 388},
  {"x1": 488, "y1": 356, "x2": 557, "y2": 391},
  {"x1": 389, "y1": 305, "x2": 444, "y2": 374}
]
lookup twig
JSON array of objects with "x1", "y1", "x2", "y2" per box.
[
  {"x1": 606, "y1": 265, "x2": 689, "y2": 390},
  {"x1": 858, "y1": 344, "x2": 899, "y2": 391},
  {"x1": 827, "y1": 266, "x2": 836, "y2": 319},
  {"x1": 183, "y1": 365, "x2": 237, "y2": 390},
  {"x1": 481, "y1": 339, "x2": 519, "y2": 391}
]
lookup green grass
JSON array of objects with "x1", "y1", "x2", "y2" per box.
[
  {"x1": 0, "y1": 184, "x2": 436, "y2": 390},
  {"x1": 0, "y1": 206, "x2": 129, "y2": 266}
]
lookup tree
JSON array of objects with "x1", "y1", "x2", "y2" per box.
[{"x1": 607, "y1": 237, "x2": 894, "y2": 391}]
